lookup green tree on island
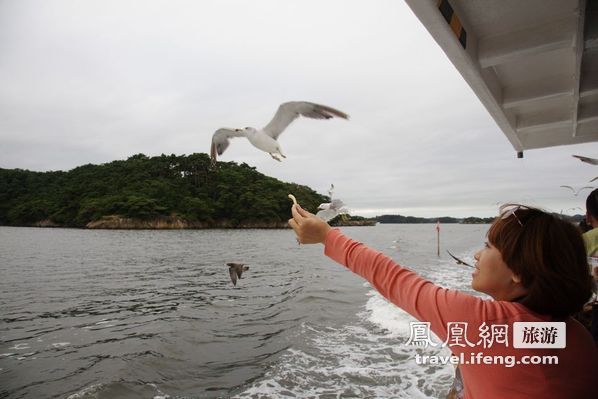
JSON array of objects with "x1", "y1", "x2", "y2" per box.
[{"x1": 0, "y1": 153, "x2": 329, "y2": 228}]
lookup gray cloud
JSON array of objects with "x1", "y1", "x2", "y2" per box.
[{"x1": 1, "y1": 0, "x2": 596, "y2": 218}]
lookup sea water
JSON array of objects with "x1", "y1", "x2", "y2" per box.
[{"x1": 0, "y1": 224, "x2": 488, "y2": 398}]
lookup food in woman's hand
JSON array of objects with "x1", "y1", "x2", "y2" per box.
[{"x1": 288, "y1": 194, "x2": 298, "y2": 205}]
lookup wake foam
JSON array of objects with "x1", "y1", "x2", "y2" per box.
[{"x1": 235, "y1": 291, "x2": 454, "y2": 398}]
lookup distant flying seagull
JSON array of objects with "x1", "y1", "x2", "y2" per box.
[
  {"x1": 559, "y1": 185, "x2": 594, "y2": 196},
  {"x1": 227, "y1": 262, "x2": 249, "y2": 286},
  {"x1": 316, "y1": 198, "x2": 348, "y2": 222},
  {"x1": 572, "y1": 155, "x2": 598, "y2": 165},
  {"x1": 328, "y1": 184, "x2": 335, "y2": 198},
  {"x1": 210, "y1": 101, "x2": 349, "y2": 166},
  {"x1": 446, "y1": 250, "x2": 474, "y2": 268}
]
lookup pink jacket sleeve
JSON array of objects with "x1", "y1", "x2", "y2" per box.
[{"x1": 324, "y1": 229, "x2": 517, "y2": 342}]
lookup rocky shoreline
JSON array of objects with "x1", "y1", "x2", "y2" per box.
[
  {"x1": 22, "y1": 215, "x2": 376, "y2": 229},
  {"x1": 86, "y1": 215, "x2": 289, "y2": 229}
]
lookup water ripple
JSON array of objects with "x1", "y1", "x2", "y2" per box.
[{"x1": 1, "y1": 225, "x2": 486, "y2": 398}]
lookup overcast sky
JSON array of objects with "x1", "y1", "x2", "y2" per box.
[{"x1": 1, "y1": 0, "x2": 597, "y2": 218}]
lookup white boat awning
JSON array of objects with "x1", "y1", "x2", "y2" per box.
[{"x1": 405, "y1": 0, "x2": 598, "y2": 156}]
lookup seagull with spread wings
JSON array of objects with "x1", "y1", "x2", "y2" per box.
[
  {"x1": 226, "y1": 262, "x2": 249, "y2": 286},
  {"x1": 210, "y1": 101, "x2": 348, "y2": 166},
  {"x1": 316, "y1": 199, "x2": 348, "y2": 222},
  {"x1": 560, "y1": 185, "x2": 594, "y2": 196},
  {"x1": 328, "y1": 184, "x2": 335, "y2": 198},
  {"x1": 446, "y1": 250, "x2": 474, "y2": 268},
  {"x1": 572, "y1": 155, "x2": 598, "y2": 165},
  {"x1": 316, "y1": 184, "x2": 348, "y2": 221}
]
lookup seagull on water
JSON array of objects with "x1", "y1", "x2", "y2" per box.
[
  {"x1": 227, "y1": 262, "x2": 249, "y2": 286},
  {"x1": 210, "y1": 101, "x2": 349, "y2": 166}
]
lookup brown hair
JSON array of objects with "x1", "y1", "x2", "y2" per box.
[
  {"x1": 587, "y1": 188, "x2": 598, "y2": 219},
  {"x1": 487, "y1": 204, "x2": 594, "y2": 318}
]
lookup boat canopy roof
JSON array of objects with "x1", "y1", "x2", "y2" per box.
[{"x1": 405, "y1": 0, "x2": 598, "y2": 155}]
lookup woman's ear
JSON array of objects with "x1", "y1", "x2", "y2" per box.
[{"x1": 511, "y1": 274, "x2": 523, "y2": 284}]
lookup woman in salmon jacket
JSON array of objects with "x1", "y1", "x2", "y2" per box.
[{"x1": 289, "y1": 203, "x2": 597, "y2": 399}]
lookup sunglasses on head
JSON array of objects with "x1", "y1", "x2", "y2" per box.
[{"x1": 500, "y1": 205, "x2": 529, "y2": 227}]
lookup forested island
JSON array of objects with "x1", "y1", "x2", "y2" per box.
[
  {"x1": 0, "y1": 153, "x2": 374, "y2": 229},
  {"x1": 4, "y1": 153, "x2": 576, "y2": 229}
]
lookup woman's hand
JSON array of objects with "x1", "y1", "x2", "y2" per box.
[{"x1": 288, "y1": 204, "x2": 332, "y2": 244}]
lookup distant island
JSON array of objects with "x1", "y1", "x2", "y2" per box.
[
  {"x1": 376, "y1": 212, "x2": 583, "y2": 226},
  {"x1": 376, "y1": 215, "x2": 494, "y2": 224}
]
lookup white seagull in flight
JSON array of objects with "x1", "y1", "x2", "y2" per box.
[
  {"x1": 210, "y1": 101, "x2": 348, "y2": 166},
  {"x1": 316, "y1": 184, "x2": 348, "y2": 221},
  {"x1": 560, "y1": 185, "x2": 594, "y2": 196},
  {"x1": 572, "y1": 155, "x2": 598, "y2": 165},
  {"x1": 316, "y1": 199, "x2": 348, "y2": 222}
]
